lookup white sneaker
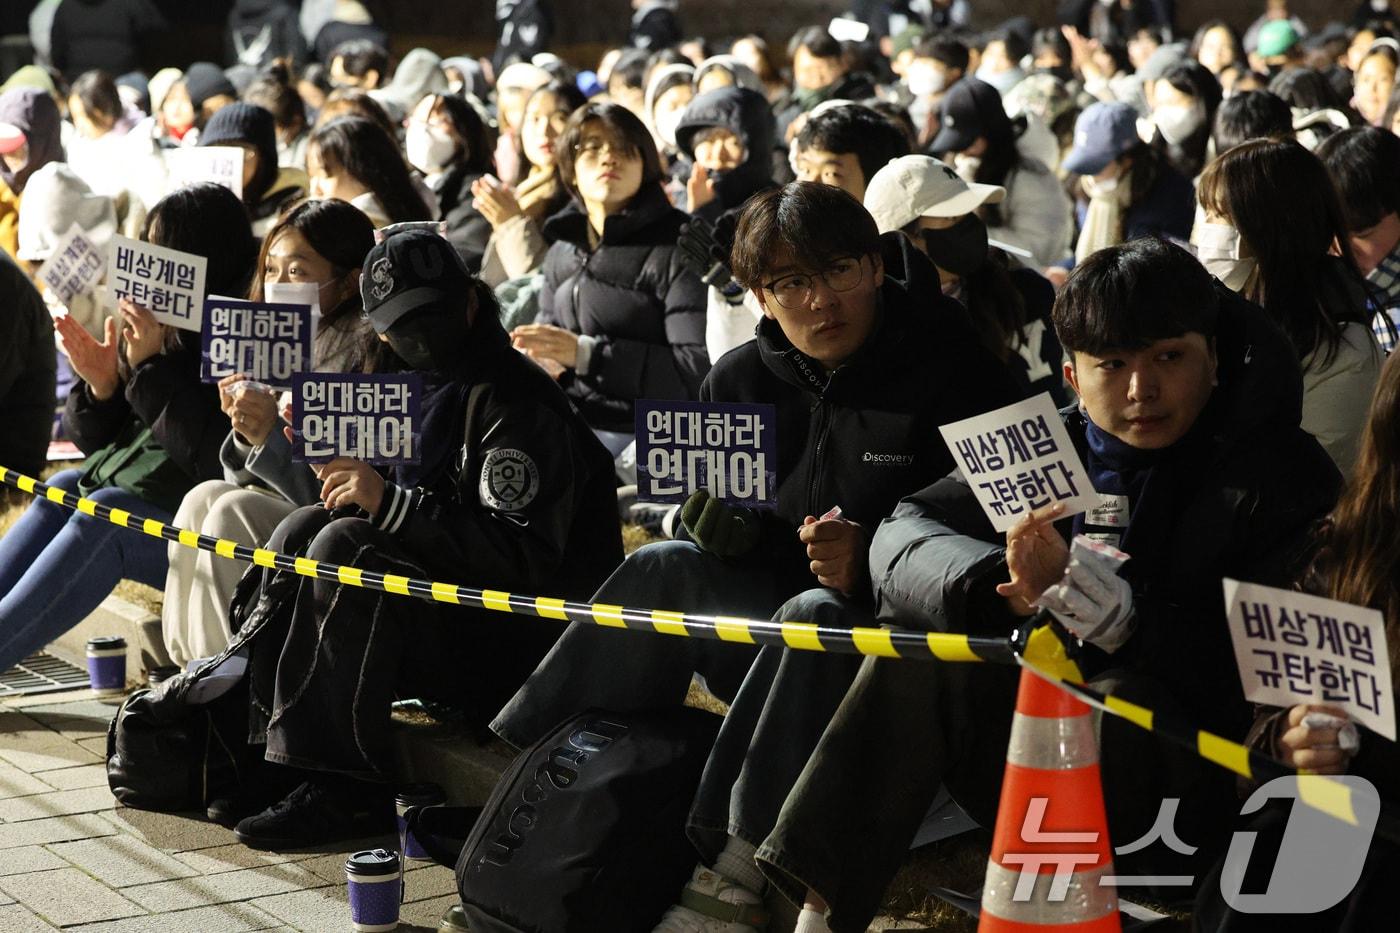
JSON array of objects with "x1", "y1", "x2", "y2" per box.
[{"x1": 651, "y1": 866, "x2": 769, "y2": 932}]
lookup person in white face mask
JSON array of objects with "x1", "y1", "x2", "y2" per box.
[
  {"x1": 1063, "y1": 101, "x2": 1195, "y2": 265},
  {"x1": 1147, "y1": 59, "x2": 1222, "y2": 179},
  {"x1": 1196, "y1": 137, "x2": 1384, "y2": 473},
  {"x1": 160, "y1": 199, "x2": 377, "y2": 668},
  {"x1": 404, "y1": 93, "x2": 495, "y2": 272},
  {"x1": 903, "y1": 35, "x2": 967, "y2": 148}
]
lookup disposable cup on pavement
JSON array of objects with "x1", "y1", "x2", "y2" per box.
[
  {"x1": 85, "y1": 636, "x2": 126, "y2": 694},
  {"x1": 395, "y1": 783, "x2": 446, "y2": 860},
  {"x1": 345, "y1": 848, "x2": 402, "y2": 932}
]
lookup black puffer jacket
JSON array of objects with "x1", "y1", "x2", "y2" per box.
[
  {"x1": 50, "y1": 0, "x2": 165, "y2": 81},
  {"x1": 370, "y1": 310, "x2": 623, "y2": 597},
  {"x1": 700, "y1": 231, "x2": 1024, "y2": 596},
  {"x1": 538, "y1": 183, "x2": 708, "y2": 432},
  {"x1": 674, "y1": 86, "x2": 777, "y2": 224},
  {"x1": 869, "y1": 286, "x2": 1342, "y2": 740},
  {"x1": 432, "y1": 165, "x2": 492, "y2": 275}
]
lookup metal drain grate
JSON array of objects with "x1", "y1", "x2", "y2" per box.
[{"x1": 0, "y1": 652, "x2": 91, "y2": 697}]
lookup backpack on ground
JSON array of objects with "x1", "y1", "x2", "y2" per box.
[{"x1": 451, "y1": 706, "x2": 721, "y2": 933}]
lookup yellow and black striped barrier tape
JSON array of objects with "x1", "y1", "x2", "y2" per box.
[
  {"x1": 0, "y1": 467, "x2": 1013, "y2": 666},
  {"x1": 1, "y1": 465, "x2": 1386, "y2": 834},
  {"x1": 1017, "y1": 657, "x2": 1371, "y2": 830}
]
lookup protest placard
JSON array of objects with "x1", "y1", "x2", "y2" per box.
[
  {"x1": 200, "y1": 296, "x2": 312, "y2": 387},
  {"x1": 1224, "y1": 578, "x2": 1395, "y2": 740},
  {"x1": 106, "y1": 235, "x2": 208, "y2": 331},
  {"x1": 292, "y1": 373, "x2": 422, "y2": 465},
  {"x1": 635, "y1": 400, "x2": 777, "y2": 507},
  {"x1": 938, "y1": 392, "x2": 1100, "y2": 532},
  {"x1": 165, "y1": 146, "x2": 244, "y2": 199},
  {"x1": 36, "y1": 224, "x2": 105, "y2": 307},
  {"x1": 264, "y1": 281, "x2": 322, "y2": 319}
]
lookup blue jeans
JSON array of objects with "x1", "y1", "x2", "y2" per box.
[{"x1": 0, "y1": 469, "x2": 172, "y2": 672}]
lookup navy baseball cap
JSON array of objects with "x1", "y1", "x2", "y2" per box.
[
  {"x1": 1062, "y1": 102, "x2": 1141, "y2": 176},
  {"x1": 929, "y1": 78, "x2": 1011, "y2": 156},
  {"x1": 360, "y1": 229, "x2": 470, "y2": 335}
]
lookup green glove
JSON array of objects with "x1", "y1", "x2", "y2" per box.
[{"x1": 681, "y1": 490, "x2": 761, "y2": 558}]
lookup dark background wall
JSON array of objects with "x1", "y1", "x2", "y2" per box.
[{"x1": 76, "y1": 0, "x2": 1375, "y2": 69}]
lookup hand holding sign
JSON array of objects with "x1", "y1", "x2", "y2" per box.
[
  {"x1": 221, "y1": 376, "x2": 279, "y2": 447},
  {"x1": 995, "y1": 502, "x2": 1069, "y2": 617},
  {"x1": 315, "y1": 458, "x2": 385, "y2": 514},
  {"x1": 119, "y1": 299, "x2": 165, "y2": 367},
  {"x1": 1278, "y1": 705, "x2": 1359, "y2": 775},
  {"x1": 55, "y1": 313, "x2": 120, "y2": 401}
]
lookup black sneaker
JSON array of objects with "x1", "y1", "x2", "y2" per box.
[{"x1": 233, "y1": 779, "x2": 394, "y2": 851}]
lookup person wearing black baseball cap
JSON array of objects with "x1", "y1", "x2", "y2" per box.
[
  {"x1": 929, "y1": 77, "x2": 1073, "y2": 268},
  {"x1": 229, "y1": 229, "x2": 623, "y2": 850}
]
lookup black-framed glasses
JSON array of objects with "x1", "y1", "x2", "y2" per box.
[{"x1": 761, "y1": 257, "x2": 865, "y2": 310}]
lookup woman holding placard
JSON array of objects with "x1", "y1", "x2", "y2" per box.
[
  {"x1": 1196, "y1": 350, "x2": 1400, "y2": 931},
  {"x1": 161, "y1": 198, "x2": 375, "y2": 668},
  {"x1": 0, "y1": 183, "x2": 254, "y2": 677}
]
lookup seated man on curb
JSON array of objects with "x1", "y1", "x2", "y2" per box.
[
  {"x1": 222, "y1": 231, "x2": 622, "y2": 850},
  {"x1": 491, "y1": 182, "x2": 1023, "y2": 920},
  {"x1": 700, "y1": 237, "x2": 1344, "y2": 933}
]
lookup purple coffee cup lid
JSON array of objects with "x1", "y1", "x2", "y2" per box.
[{"x1": 86, "y1": 636, "x2": 127, "y2": 651}]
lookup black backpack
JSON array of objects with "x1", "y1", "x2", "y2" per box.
[{"x1": 451, "y1": 707, "x2": 721, "y2": 933}]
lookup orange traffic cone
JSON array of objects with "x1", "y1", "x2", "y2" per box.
[{"x1": 979, "y1": 666, "x2": 1120, "y2": 932}]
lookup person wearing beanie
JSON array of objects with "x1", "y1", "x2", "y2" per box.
[
  {"x1": 160, "y1": 62, "x2": 239, "y2": 146},
  {"x1": 199, "y1": 101, "x2": 309, "y2": 235},
  {"x1": 0, "y1": 86, "x2": 63, "y2": 261},
  {"x1": 226, "y1": 229, "x2": 621, "y2": 851}
]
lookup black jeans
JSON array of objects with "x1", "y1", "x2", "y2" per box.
[
  {"x1": 490, "y1": 540, "x2": 791, "y2": 750},
  {"x1": 247, "y1": 506, "x2": 553, "y2": 780},
  {"x1": 752, "y1": 637, "x2": 1237, "y2": 932}
]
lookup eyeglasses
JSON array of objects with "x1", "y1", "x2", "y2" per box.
[
  {"x1": 761, "y1": 257, "x2": 865, "y2": 310},
  {"x1": 573, "y1": 138, "x2": 640, "y2": 160}
]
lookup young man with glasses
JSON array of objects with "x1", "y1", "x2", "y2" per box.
[{"x1": 491, "y1": 182, "x2": 1024, "y2": 930}]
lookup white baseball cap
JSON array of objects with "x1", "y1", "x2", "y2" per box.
[{"x1": 862, "y1": 154, "x2": 1005, "y2": 234}]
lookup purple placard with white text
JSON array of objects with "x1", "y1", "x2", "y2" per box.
[
  {"x1": 200, "y1": 297, "x2": 311, "y2": 387},
  {"x1": 635, "y1": 400, "x2": 777, "y2": 507},
  {"x1": 292, "y1": 373, "x2": 422, "y2": 465}
]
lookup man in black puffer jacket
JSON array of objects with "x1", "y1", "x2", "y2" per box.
[
  {"x1": 747, "y1": 238, "x2": 1343, "y2": 933},
  {"x1": 492, "y1": 182, "x2": 1023, "y2": 751}
]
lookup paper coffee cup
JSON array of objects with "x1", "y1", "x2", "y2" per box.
[
  {"x1": 85, "y1": 636, "x2": 127, "y2": 695},
  {"x1": 344, "y1": 848, "x2": 401, "y2": 932}
]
